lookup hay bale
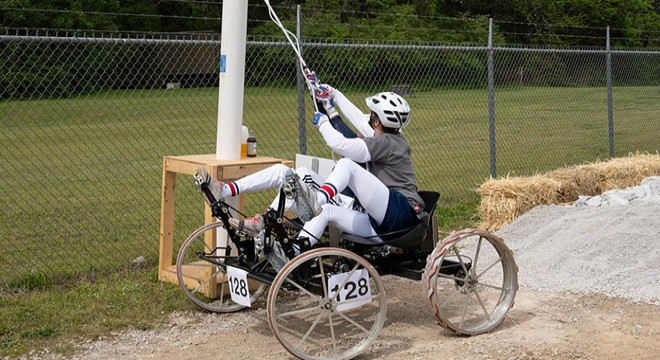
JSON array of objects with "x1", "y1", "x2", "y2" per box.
[
  {"x1": 545, "y1": 166, "x2": 602, "y2": 202},
  {"x1": 595, "y1": 153, "x2": 660, "y2": 191},
  {"x1": 478, "y1": 152, "x2": 660, "y2": 231},
  {"x1": 477, "y1": 175, "x2": 560, "y2": 231}
]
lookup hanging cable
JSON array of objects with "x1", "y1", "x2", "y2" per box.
[
  {"x1": 263, "y1": 0, "x2": 319, "y2": 112},
  {"x1": 264, "y1": 1, "x2": 341, "y2": 165}
]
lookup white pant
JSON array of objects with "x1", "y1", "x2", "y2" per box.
[
  {"x1": 301, "y1": 158, "x2": 391, "y2": 244},
  {"x1": 231, "y1": 163, "x2": 354, "y2": 216}
]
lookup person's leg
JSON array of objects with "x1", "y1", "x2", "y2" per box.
[
  {"x1": 299, "y1": 203, "x2": 379, "y2": 246},
  {"x1": 229, "y1": 164, "x2": 329, "y2": 236},
  {"x1": 317, "y1": 158, "x2": 389, "y2": 224},
  {"x1": 223, "y1": 163, "x2": 290, "y2": 198}
]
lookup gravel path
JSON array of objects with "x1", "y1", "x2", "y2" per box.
[{"x1": 496, "y1": 176, "x2": 660, "y2": 304}]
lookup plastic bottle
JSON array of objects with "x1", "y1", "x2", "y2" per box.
[
  {"x1": 241, "y1": 126, "x2": 249, "y2": 158},
  {"x1": 247, "y1": 130, "x2": 257, "y2": 157}
]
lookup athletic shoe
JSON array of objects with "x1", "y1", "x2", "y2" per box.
[
  {"x1": 194, "y1": 166, "x2": 224, "y2": 203},
  {"x1": 282, "y1": 169, "x2": 322, "y2": 222},
  {"x1": 229, "y1": 214, "x2": 264, "y2": 237}
]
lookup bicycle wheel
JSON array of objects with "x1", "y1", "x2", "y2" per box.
[
  {"x1": 422, "y1": 229, "x2": 518, "y2": 335},
  {"x1": 267, "y1": 248, "x2": 387, "y2": 360},
  {"x1": 176, "y1": 221, "x2": 267, "y2": 313}
]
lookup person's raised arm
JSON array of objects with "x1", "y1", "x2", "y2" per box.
[{"x1": 312, "y1": 112, "x2": 370, "y2": 163}]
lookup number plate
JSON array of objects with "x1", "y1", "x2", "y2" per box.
[
  {"x1": 328, "y1": 269, "x2": 372, "y2": 312},
  {"x1": 227, "y1": 266, "x2": 251, "y2": 307}
]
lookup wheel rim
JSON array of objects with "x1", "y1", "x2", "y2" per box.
[
  {"x1": 267, "y1": 248, "x2": 387, "y2": 360},
  {"x1": 176, "y1": 222, "x2": 266, "y2": 313},
  {"x1": 423, "y1": 230, "x2": 518, "y2": 335}
]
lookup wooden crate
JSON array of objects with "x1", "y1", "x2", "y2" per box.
[{"x1": 158, "y1": 154, "x2": 293, "y2": 296}]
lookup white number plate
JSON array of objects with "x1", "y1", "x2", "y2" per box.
[
  {"x1": 227, "y1": 266, "x2": 251, "y2": 307},
  {"x1": 328, "y1": 269, "x2": 372, "y2": 312}
]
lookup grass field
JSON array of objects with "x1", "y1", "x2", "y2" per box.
[{"x1": 0, "y1": 85, "x2": 657, "y2": 357}]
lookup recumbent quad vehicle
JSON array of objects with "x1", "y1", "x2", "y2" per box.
[{"x1": 176, "y1": 169, "x2": 518, "y2": 360}]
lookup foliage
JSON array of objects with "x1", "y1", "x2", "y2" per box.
[
  {"x1": 2, "y1": 0, "x2": 656, "y2": 97},
  {"x1": 2, "y1": 1, "x2": 657, "y2": 47},
  {"x1": 0, "y1": 40, "x2": 165, "y2": 99},
  {"x1": 437, "y1": 0, "x2": 660, "y2": 47},
  {"x1": 1, "y1": 0, "x2": 122, "y2": 30}
]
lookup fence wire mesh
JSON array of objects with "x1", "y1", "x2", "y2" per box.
[{"x1": 1, "y1": 24, "x2": 658, "y2": 289}]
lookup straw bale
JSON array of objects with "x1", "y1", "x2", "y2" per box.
[
  {"x1": 478, "y1": 152, "x2": 660, "y2": 231},
  {"x1": 545, "y1": 166, "x2": 601, "y2": 202},
  {"x1": 595, "y1": 153, "x2": 660, "y2": 191},
  {"x1": 477, "y1": 175, "x2": 560, "y2": 231}
]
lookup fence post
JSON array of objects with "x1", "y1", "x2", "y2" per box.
[
  {"x1": 606, "y1": 26, "x2": 614, "y2": 158},
  {"x1": 296, "y1": 4, "x2": 307, "y2": 155},
  {"x1": 488, "y1": 18, "x2": 497, "y2": 179}
]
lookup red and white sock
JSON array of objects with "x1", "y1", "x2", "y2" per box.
[
  {"x1": 318, "y1": 183, "x2": 336, "y2": 205},
  {"x1": 221, "y1": 181, "x2": 239, "y2": 198}
]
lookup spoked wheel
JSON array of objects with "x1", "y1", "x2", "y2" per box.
[
  {"x1": 422, "y1": 229, "x2": 518, "y2": 335},
  {"x1": 176, "y1": 221, "x2": 267, "y2": 313},
  {"x1": 267, "y1": 248, "x2": 387, "y2": 360}
]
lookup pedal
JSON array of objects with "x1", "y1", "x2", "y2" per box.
[{"x1": 193, "y1": 166, "x2": 210, "y2": 190}]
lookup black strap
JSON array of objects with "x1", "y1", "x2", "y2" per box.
[{"x1": 416, "y1": 211, "x2": 429, "y2": 223}]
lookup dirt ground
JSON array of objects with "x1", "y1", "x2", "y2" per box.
[{"x1": 65, "y1": 275, "x2": 659, "y2": 360}]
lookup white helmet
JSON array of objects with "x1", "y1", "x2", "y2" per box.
[{"x1": 365, "y1": 92, "x2": 411, "y2": 129}]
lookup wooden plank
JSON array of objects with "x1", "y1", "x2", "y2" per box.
[
  {"x1": 158, "y1": 157, "x2": 176, "y2": 275},
  {"x1": 223, "y1": 164, "x2": 280, "y2": 179}
]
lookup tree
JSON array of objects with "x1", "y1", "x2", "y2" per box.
[
  {"x1": 435, "y1": 0, "x2": 659, "y2": 46},
  {"x1": 1, "y1": 0, "x2": 122, "y2": 30}
]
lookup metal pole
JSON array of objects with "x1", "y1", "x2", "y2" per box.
[
  {"x1": 487, "y1": 18, "x2": 497, "y2": 179},
  {"x1": 296, "y1": 5, "x2": 307, "y2": 154},
  {"x1": 606, "y1": 26, "x2": 614, "y2": 158}
]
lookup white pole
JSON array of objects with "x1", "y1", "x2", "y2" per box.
[
  {"x1": 216, "y1": 0, "x2": 248, "y2": 253},
  {"x1": 216, "y1": 0, "x2": 248, "y2": 160}
]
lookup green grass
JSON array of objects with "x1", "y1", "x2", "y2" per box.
[
  {"x1": 0, "y1": 85, "x2": 658, "y2": 357},
  {"x1": 0, "y1": 269, "x2": 193, "y2": 357}
]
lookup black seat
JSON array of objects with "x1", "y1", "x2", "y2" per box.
[{"x1": 340, "y1": 191, "x2": 440, "y2": 250}]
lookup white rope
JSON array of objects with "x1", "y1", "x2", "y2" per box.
[
  {"x1": 263, "y1": 0, "x2": 319, "y2": 112},
  {"x1": 263, "y1": 1, "x2": 341, "y2": 165}
]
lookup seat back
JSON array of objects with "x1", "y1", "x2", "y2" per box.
[
  {"x1": 417, "y1": 191, "x2": 441, "y2": 218},
  {"x1": 340, "y1": 191, "x2": 440, "y2": 249}
]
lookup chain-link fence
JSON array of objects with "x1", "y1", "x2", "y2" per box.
[{"x1": 1, "y1": 19, "x2": 658, "y2": 289}]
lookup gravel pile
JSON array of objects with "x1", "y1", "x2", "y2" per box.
[{"x1": 496, "y1": 176, "x2": 660, "y2": 304}]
